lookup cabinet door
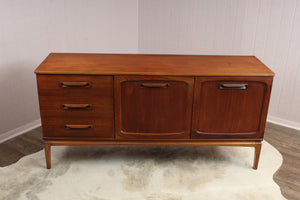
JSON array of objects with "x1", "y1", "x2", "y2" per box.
[
  {"x1": 191, "y1": 77, "x2": 273, "y2": 140},
  {"x1": 115, "y1": 76, "x2": 194, "y2": 139}
]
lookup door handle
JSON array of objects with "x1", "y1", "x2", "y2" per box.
[
  {"x1": 140, "y1": 83, "x2": 170, "y2": 88},
  {"x1": 60, "y1": 82, "x2": 91, "y2": 88},
  {"x1": 219, "y1": 83, "x2": 248, "y2": 90},
  {"x1": 62, "y1": 104, "x2": 92, "y2": 110},
  {"x1": 64, "y1": 124, "x2": 93, "y2": 129}
]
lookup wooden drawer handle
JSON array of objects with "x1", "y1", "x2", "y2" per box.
[
  {"x1": 60, "y1": 82, "x2": 91, "y2": 88},
  {"x1": 64, "y1": 124, "x2": 93, "y2": 129},
  {"x1": 62, "y1": 104, "x2": 91, "y2": 110},
  {"x1": 140, "y1": 83, "x2": 170, "y2": 88},
  {"x1": 219, "y1": 83, "x2": 248, "y2": 90}
]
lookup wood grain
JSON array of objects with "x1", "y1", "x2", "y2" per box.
[
  {"x1": 38, "y1": 96, "x2": 113, "y2": 118},
  {"x1": 191, "y1": 76, "x2": 273, "y2": 140},
  {"x1": 0, "y1": 127, "x2": 44, "y2": 167},
  {"x1": 40, "y1": 117, "x2": 114, "y2": 139},
  {"x1": 37, "y1": 75, "x2": 115, "y2": 139},
  {"x1": 43, "y1": 140, "x2": 261, "y2": 169},
  {"x1": 264, "y1": 123, "x2": 300, "y2": 200},
  {"x1": 44, "y1": 142, "x2": 51, "y2": 169},
  {"x1": 35, "y1": 54, "x2": 273, "y2": 170},
  {"x1": 253, "y1": 142, "x2": 262, "y2": 170},
  {"x1": 37, "y1": 75, "x2": 113, "y2": 97},
  {"x1": 114, "y1": 76, "x2": 194, "y2": 139},
  {"x1": 35, "y1": 53, "x2": 275, "y2": 76}
]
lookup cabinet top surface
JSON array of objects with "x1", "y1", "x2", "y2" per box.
[{"x1": 35, "y1": 53, "x2": 274, "y2": 76}]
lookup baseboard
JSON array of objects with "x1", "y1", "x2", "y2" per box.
[
  {"x1": 0, "y1": 119, "x2": 41, "y2": 143},
  {"x1": 267, "y1": 115, "x2": 300, "y2": 131}
]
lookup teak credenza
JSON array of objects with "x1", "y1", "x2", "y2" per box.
[{"x1": 35, "y1": 53, "x2": 274, "y2": 169}]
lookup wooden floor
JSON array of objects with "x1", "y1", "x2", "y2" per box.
[
  {"x1": 0, "y1": 127, "x2": 43, "y2": 167},
  {"x1": 0, "y1": 123, "x2": 299, "y2": 200},
  {"x1": 264, "y1": 123, "x2": 300, "y2": 200}
]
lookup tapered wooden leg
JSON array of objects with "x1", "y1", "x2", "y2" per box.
[
  {"x1": 44, "y1": 142, "x2": 51, "y2": 169},
  {"x1": 253, "y1": 142, "x2": 262, "y2": 170}
]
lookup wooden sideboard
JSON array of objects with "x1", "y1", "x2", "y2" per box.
[{"x1": 35, "y1": 53, "x2": 274, "y2": 169}]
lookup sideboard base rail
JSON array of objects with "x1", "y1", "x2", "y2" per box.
[{"x1": 44, "y1": 140, "x2": 262, "y2": 170}]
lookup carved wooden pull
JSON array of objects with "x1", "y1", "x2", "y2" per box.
[
  {"x1": 64, "y1": 125, "x2": 93, "y2": 129},
  {"x1": 60, "y1": 82, "x2": 90, "y2": 88},
  {"x1": 219, "y1": 83, "x2": 248, "y2": 90},
  {"x1": 62, "y1": 104, "x2": 91, "y2": 110},
  {"x1": 140, "y1": 83, "x2": 170, "y2": 88}
]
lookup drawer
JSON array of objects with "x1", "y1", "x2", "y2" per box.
[
  {"x1": 37, "y1": 75, "x2": 113, "y2": 97},
  {"x1": 41, "y1": 117, "x2": 114, "y2": 139},
  {"x1": 38, "y1": 96, "x2": 113, "y2": 118},
  {"x1": 191, "y1": 76, "x2": 273, "y2": 139},
  {"x1": 37, "y1": 74, "x2": 114, "y2": 139}
]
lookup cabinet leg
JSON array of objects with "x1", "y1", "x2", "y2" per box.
[
  {"x1": 253, "y1": 142, "x2": 262, "y2": 170},
  {"x1": 44, "y1": 142, "x2": 51, "y2": 169}
]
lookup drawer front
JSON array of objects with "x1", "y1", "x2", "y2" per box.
[
  {"x1": 191, "y1": 77, "x2": 273, "y2": 140},
  {"x1": 37, "y1": 75, "x2": 114, "y2": 139},
  {"x1": 115, "y1": 76, "x2": 194, "y2": 139},
  {"x1": 38, "y1": 96, "x2": 113, "y2": 118},
  {"x1": 37, "y1": 75, "x2": 113, "y2": 97},
  {"x1": 41, "y1": 117, "x2": 113, "y2": 139}
]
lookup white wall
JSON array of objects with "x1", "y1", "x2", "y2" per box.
[
  {"x1": 138, "y1": 0, "x2": 300, "y2": 129},
  {"x1": 0, "y1": 0, "x2": 138, "y2": 141}
]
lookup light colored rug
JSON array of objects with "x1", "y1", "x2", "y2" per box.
[{"x1": 0, "y1": 142, "x2": 285, "y2": 200}]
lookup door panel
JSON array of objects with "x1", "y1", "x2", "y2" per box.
[
  {"x1": 191, "y1": 77, "x2": 273, "y2": 140},
  {"x1": 115, "y1": 76, "x2": 194, "y2": 139}
]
